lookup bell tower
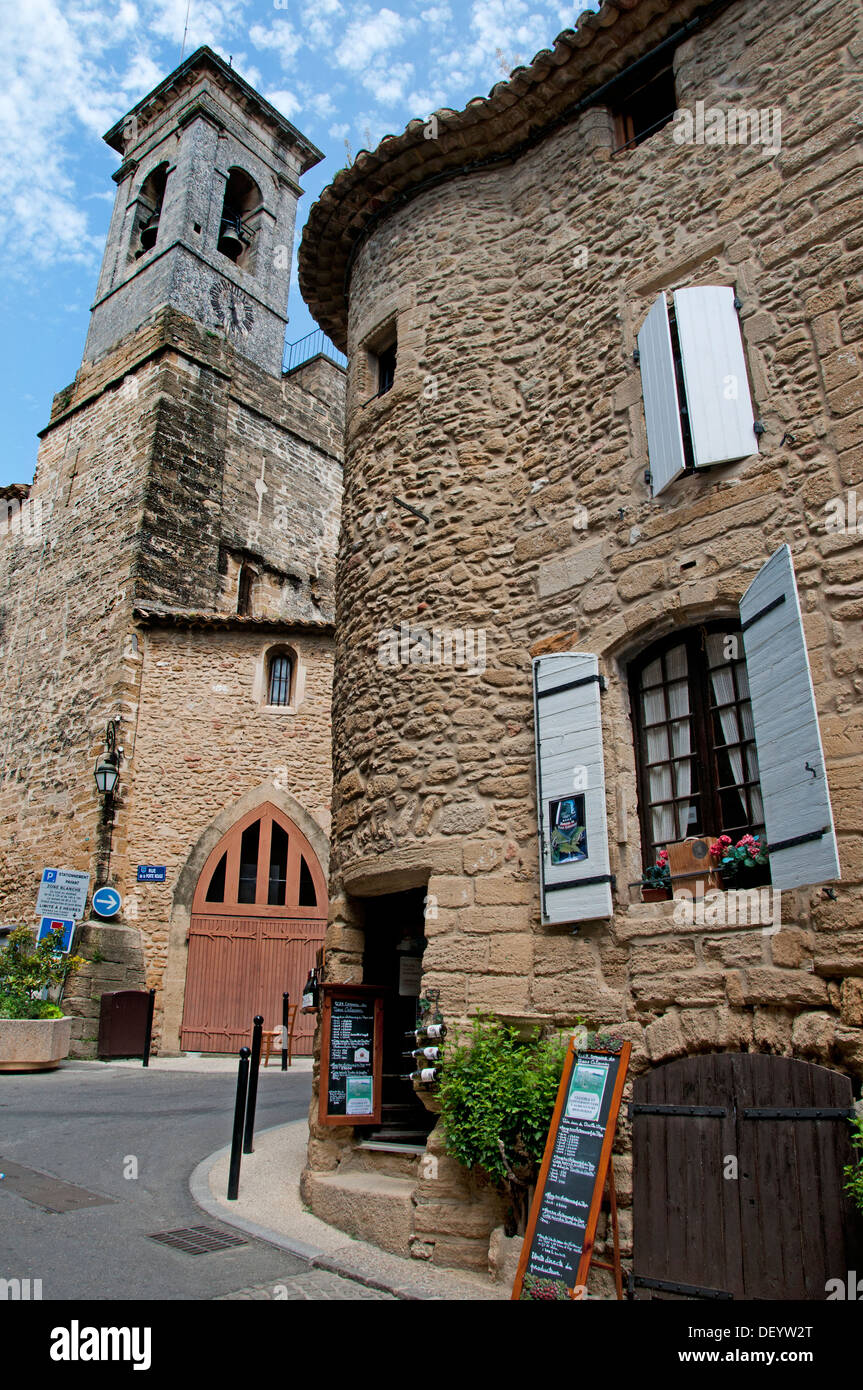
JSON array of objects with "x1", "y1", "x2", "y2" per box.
[{"x1": 84, "y1": 47, "x2": 322, "y2": 377}]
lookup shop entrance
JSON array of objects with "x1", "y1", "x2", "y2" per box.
[{"x1": 361, "y1": 888, "x2": 436, "y2": 1148}]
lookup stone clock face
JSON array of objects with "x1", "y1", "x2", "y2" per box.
[{"x1": 210, "y1": 280, "x2": 255, "y2": 337}]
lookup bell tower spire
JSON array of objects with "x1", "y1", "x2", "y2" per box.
[{"x1": 84, "y1": 47, "x2": 322, "y2": 377}]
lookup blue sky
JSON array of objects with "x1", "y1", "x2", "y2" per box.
[{"x1": 2, "y1": 0, "x2": 600, "y2": 485}]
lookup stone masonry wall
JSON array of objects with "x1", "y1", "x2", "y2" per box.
[
  {"x1": 0, "y1": 307, "x2": 343, "y2": 1047},
  {"x1": 308, "y1": 0, "x2": 863, "y2": 1273},
  {"x1": 124, "y1": 622, "x2": 334, "y2": 1051}
]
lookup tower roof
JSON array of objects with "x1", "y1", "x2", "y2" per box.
[{"x1": 103, "y1": 45, "x2": 323, "y2": 174}]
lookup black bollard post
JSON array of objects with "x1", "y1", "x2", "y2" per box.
[
  {"x1": 243, "y1": 1016, "x2": 264, "y2": 1155},
  {"x1": 281, "y1": 992, "x2": 290, "y2": 1071},
  {"x1": 227, "y1": 1047, "x2": 251, "y2": 1201},
  {"x1": 142, "y1": 988, "x2": 156, "y2": 1068}
]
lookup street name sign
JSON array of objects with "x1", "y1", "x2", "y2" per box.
[{"x1": 136, "y1": 866, "x2": 167, "y2": 882}]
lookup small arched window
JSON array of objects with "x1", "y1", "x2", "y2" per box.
[
  {"x1": 218, "y1": 167, "x2": 261, "y2": 270},
  {"x1": 132, "y1": 162, "x2": 169, "y2": 259},
  {"x1": 267, "y1": 648, "x2": 294, "y2": 707},
  {"x1": 237, "y1": 565, "x2": 257, "y2": 616}
]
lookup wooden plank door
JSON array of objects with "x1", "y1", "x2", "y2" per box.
[
  {"x1": 632, "y1": 1053, "x2": 743, "y2": 1299},
  {"x1": 632, "y1": 1053, "x2": 859, "y2": 1300}
]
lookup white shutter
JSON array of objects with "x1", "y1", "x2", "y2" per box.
[
  {"x1": 533, "y1": 653, "x2": 613, "y2": 924},
  {"x1": 638, "y1": 293, "x2": 687, "y2": 496},
  {"x1": 739, "y1": 544, "x2": 840, "y2": 890},
  {"x1": 674, "y1": 285, "x2": 758, "y2": 468}
]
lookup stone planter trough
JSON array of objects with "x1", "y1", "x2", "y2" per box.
[{"x1": 0, "y1": 1016, "x2": 73, "y2": 1072}]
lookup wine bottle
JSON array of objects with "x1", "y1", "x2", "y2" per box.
[
  {"x1": 416, "y1": 1022, "x2": 447, "y2": 1040},
  {"x1": 409, "y1": 1067, "x2": 440, "y2": 1084},
  {"x1": 301, "y1": 969, "x2": 317, "y2": 1013},
  {"x1": 411, "y1": 1046, "x2": 441, "y2": 1061}
]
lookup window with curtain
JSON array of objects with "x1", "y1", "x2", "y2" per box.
[{"x1": 629, "y1": 623, "x2": 765, "y2": 867}]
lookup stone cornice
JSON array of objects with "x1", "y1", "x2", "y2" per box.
[
  {"x1": 103, "y1": 46, "x2": 323, "y2": 174},
  {"x1": 133, "y1": 604, "x2": 334, "y2": 636},
  {"x1": 299, "y1": 0, "x2": 740, "y2": 350}
]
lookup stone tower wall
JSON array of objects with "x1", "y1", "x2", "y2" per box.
[
  {"x1": 0, "y1": 309, "x2": 344, "y2": 1007},
  {"x1": 307, "y1": 0, "x2": 863, "y2": 1273},
  {"x1": 85, "y1": 53, "x2": 315, "y2": 375}
]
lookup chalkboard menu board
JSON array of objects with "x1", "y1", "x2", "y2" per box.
[
  {"x1": 512, "y1": 1040, "x2": 630, "y2": 1301},
  {"x1": 319, "y1": 984, "x2": 384, "y2": 1127}
]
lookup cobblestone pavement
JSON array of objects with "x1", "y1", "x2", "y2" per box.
[{"x1": 217, "y1": 1267, "x2": 397, "y2": 1300}]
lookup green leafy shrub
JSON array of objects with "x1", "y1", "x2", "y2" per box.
[
  {"x1": 845, "y1": 1114, "x2": 863, "y2": 1215},
  {"x1": 0, "y1": 926, "x2": 82, "y2": 1020},
  {"x1": 437, "y1": 1015, "x2": 571, "y2": 1233}
]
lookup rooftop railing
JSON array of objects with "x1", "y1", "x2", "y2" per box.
[{"x1": 283, "y1": 329, "x2": 347, "y2": 374}]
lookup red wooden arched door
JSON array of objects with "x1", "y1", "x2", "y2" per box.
[{"x1": 180, "y1": 803, "x2": 328, "y2": 1054}]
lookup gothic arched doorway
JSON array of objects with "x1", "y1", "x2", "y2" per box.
[{"x1": 179, "y1": 802, "x2": 327, "y2": 1054}]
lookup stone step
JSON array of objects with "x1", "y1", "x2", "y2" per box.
[
  {"x1": 353, "y1": 1141, "x2": 423, "y2": 1179},
  {"x1": 303, "y1": 1168, "x2": 415, "y2": 1257}
]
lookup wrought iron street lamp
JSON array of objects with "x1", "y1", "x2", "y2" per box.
[{"x1": 94, "y1": 720, "x2": 122, "y2": 796}]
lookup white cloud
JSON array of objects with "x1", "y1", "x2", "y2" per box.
[
  {"x1": 301, "y1": 0, "x2": 345, "y2": 50},
  {"x1": 305, "y1": 90, "x2": 338, "y2": 120},
  {"x1": 420, "y1": 4, "x2": 453, "y2": 25},
  {"x1": 249, "y1": 18, "x2": 303, "y2": 69},
  {"x1": 266, "y1": 88, "x2": 302, "y2": 119},
  {"x1": 328, "y1": 121, "x2": 350, "y2": 138},
  {"x1": 335, "y1": 7, "x2": 406, "y2": 72},
  {"x1": 147, "y1": 0, "x2": 249, "y2": 49},
  {"x1": 360, "y1": 60, "x2": 414, "y2": 105},
  {"x1": 465, "y1": 0, "x2": 552, "y2": 75}
]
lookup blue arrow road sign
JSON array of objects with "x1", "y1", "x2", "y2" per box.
[{"x1": 92, "y1": 886, "x2": 122, "y2": 919}]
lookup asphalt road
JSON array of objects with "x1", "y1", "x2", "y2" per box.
[{"x1": 0, "y1": 1061, "x2": 313, "y2": 1301}]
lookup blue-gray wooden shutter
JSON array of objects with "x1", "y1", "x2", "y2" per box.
[
  {"x1": 533, "y1": 653, "x2": 613, "y2": 924},
  {"x1": 638, "y1": 293, "x2": 688, "y2": 496},
  {"x1": 739, "y1": 544, "x2": 840, "y2": 890},
  {"x1": 673, "y1": 285, "x2": 758, "y2": 469}
]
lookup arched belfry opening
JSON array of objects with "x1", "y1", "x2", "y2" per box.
[
  {"x1": 131, "y1": 162, "x2": 169, "y2": 259},
  {"x1": 218, "y1": 167, "x2": 262, "y2": 271}
]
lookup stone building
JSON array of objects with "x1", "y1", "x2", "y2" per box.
[
  {"x1": 0, "y1": 48, "x2": 344, "y2": 1058},
  {"x1": 298, "y1": 0, "x2": 863, "y2": 1294}
]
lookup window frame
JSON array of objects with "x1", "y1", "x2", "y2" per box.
[
  {"x1": 628, "y1": 621, "x2": 765, "y2": 869},
  {"x1": 611, "y1": 48, "x2": 677, "y2": 152},
  {"x1": 266, "y1": 649, "x2": 294, "y2": 708}
]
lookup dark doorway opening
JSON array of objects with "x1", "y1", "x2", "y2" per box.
[{"x1": 361, "y1": 888, "x2": 436, "y2": 1148}]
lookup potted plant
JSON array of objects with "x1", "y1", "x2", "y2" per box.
[
  {"x1": 0, "y1": 925, "x2": 83, "y2": 1072},
  {"x1": 640, "y1": 850, "x2": 672, "y2": 902},
  {"x1": 709, "y1": 834, "x2": 770, "y2": 889}
]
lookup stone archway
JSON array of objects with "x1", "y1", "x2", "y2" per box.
[{"x1": 160, "y1": 782, "x2": 330, "y2": 1053}]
